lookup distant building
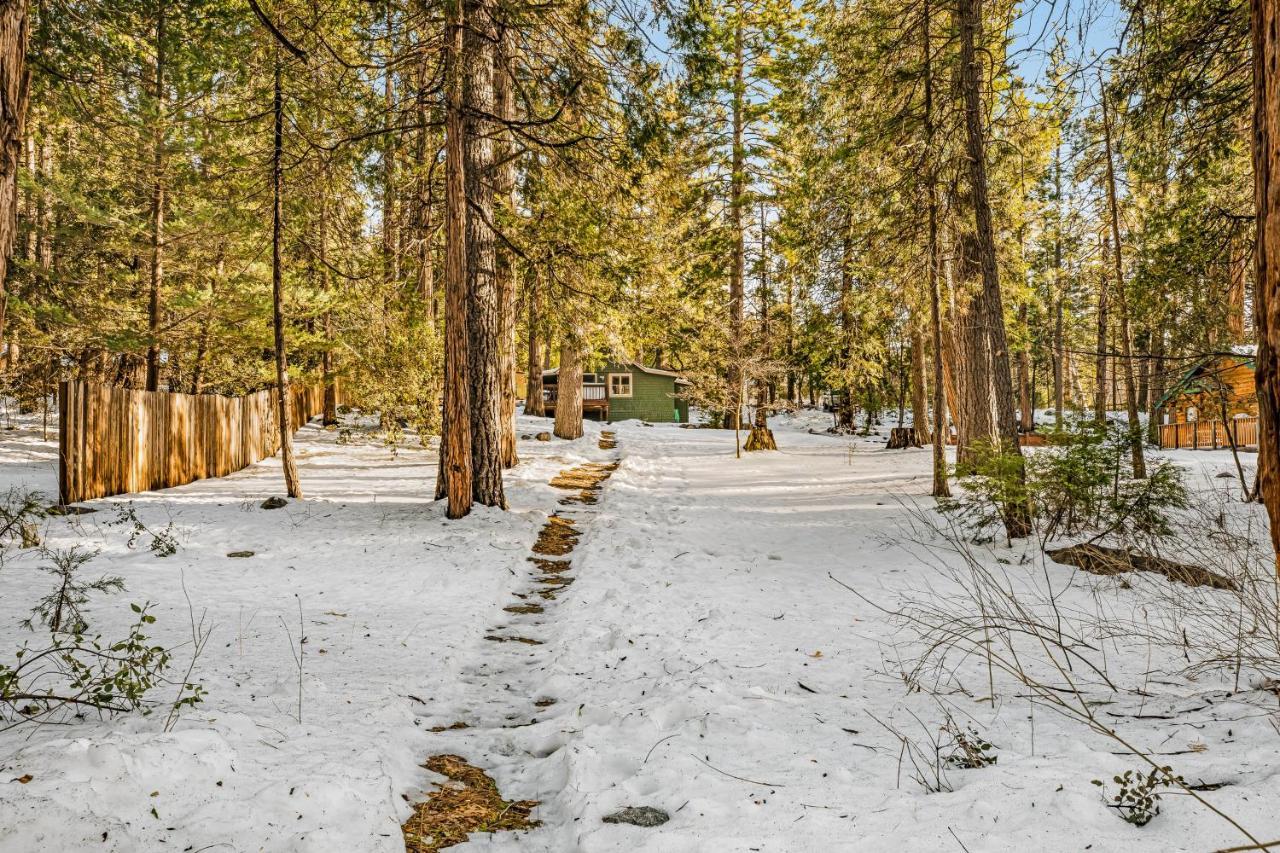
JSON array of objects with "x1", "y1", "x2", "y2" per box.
[
  {"x1": 540, "y1": 362, "x2": 691, "y2": 423},
  {"x1": 1157, "y1": 348, "x2": 1258, "y2": 449}
]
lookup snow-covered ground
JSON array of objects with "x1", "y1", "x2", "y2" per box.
[{"x1": 1, "y1": 410, "x2": 1278, "y2": 852}]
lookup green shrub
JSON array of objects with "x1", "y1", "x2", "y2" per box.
[
  {"x1": 1, "y1": 602, "x2": 198, "y2": 724},
  {"x1": 944, "y1": 418, "x2": 1187, "y2": 545}
]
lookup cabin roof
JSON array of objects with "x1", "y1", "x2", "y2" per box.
[
  {"x1": 541, "y1": 362, "x2": 690, "y2": 385},
  {"x1": 1157, "y1": 352, "x2": 1255, "y2": 410}
]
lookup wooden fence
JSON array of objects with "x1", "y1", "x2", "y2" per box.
[
  {"x1": 1158, "y1": 416, "x2": 1259, "y2": 451},
  {"x1": 58, "y1": 380, "x2": 329, "y2": 504}
]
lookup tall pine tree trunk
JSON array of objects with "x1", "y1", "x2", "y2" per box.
[
  {"x1": 272, "y1": 57, "x2": 301, "y2": 499},
  {"x1": 923, "y1": 0, "x2": 949, "y2": 497},
  {"x1": 1052, "y1": 147, "x2": 1065, "y2": 423},
  {"x1": 1100, "y1": 81, "x2": 1146, "y2": 478},
  {"x1": 463, "y1": 0, "x2": 504, "y2": 507},
  {"x1": 553, "y1": 339, "x2": 584, "y2": 440},
  {"x1": 726, "y1": 9, "x2": 745, "y2": 429},
  {"x1": 415, "y1": 47, "x2": 436, "y2": 321},
  {"x1": 319, "y1": 163, "x2": 337, "y2": 424},
  {"x1": 836, "y1": 217, "x2": 856, "y2": 431},
  {"x1": 525, "y1": 280, "x2": 545, "y2": 416},
  {"x1": 145, "y1": 0, "x2": 166, "y2": 392},
  {"x1": 910, "y1": 320, "x2": 930, "y2": 444},
  {"x1": 1252, "y1": 0, "x2": 1280, "y2": 569},
  {"x1": 957, "y1": 0, "x2": 1029, "y2": 538},
  {"x1": 382, "y1": 1, "x2": 399, "y2": 291},
  {"x1": 494, "y1": 28, "x2": 518, "y2": 469},
  {"x1": 0, "y1": 18, "x2": 24, "y2": 345},
  {"x1": 1094, "y1": 234, "x2": 1109, "y2": 422},
  {"x1": 435, "y1": 0, "x2": 472, "y2": 517},
  {"x1": 951, "y1": 235, "x2": 996, "y2": 467},
  {"x1": 1017, "y1": 303, "x2": 1033, "y2": 431}
]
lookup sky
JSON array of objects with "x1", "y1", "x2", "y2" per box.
[{"x1": 1010, "y1": 0, "x2": 1124, "y2": 91}]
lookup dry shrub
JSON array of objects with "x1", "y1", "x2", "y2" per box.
[{"x1": 843, "y1": 497, "x2": 1277, "y2": 850}]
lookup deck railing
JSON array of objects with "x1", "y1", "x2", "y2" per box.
[
  {"x1": 543, "y1": 383, "x2": 607, "y2": 404},
  {"x1": 1158, "y1": 416, "x2": 1258, "y2": 450}
]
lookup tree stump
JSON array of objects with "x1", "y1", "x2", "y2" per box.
[
  {"x1": 744, "y1": 424, "x2": 777, "y2": 451},
  {"x1": 743, "y1": 407, "x2": 777, "y2": 452},
  {"x1": 886, "y1": 427, "x2": 922, "y2": 449}
]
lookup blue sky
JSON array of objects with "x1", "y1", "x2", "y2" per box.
[{"x1": 1010, "y1": 0, "x2": 1124, "y2": 89}]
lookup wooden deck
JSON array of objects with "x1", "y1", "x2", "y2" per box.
[
  {"x1": 1158, "y1": 416, "x2": 1258, "y2": 450},
  {"x1": 543, "y1": 383, "x2": 609, "y2": 419}
]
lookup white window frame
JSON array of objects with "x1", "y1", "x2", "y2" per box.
[{"x1": 608, "y1": 372, "x2": 633, "y2": 398}]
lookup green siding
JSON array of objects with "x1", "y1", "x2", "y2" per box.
[{"x1": 597, "y1": 363, "x2": 684, "y2": 423}]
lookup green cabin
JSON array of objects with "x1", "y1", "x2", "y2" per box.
[{"x1": 541, "y1": 362, "x2": 691, "y2": 423}]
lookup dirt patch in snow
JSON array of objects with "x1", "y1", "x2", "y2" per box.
[
  {"x1": 503, "y1": 602, "x2": 544, "y2": 614},
  {"x1": 532, "y1": 515, "x2": 580, "y2": 556},
  {"x1": 550, "y1": 459, "x2": 619, "y2": 505},
  {"x1": 401, "y1": 754, "x2": 539, "y2": 852},
  {"x1": 1046, "y1": 543, "x2": 1236, "y2": 590},
  {"x1": 484, "y1": 634, "x2": 543, "y2": 645}
]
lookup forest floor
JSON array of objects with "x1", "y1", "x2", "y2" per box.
[{"x1": 0, "y1": 409, "x2": 1278, "y2": 852}]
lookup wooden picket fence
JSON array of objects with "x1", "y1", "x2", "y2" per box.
[
  {"x1": 1158, "y1": 416, "x2": 1259, "y2": 451},
  {"x1": 58, "y1": 380, "x2": 329, "y2": 504}
]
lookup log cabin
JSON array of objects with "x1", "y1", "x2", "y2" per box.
[{"x1": 1156, "y1": 348, "x2": 1259, "y2": 450}]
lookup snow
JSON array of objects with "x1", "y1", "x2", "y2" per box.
[{"x1": 1, "y1": 410, "x2": 1279, "y2": 852}]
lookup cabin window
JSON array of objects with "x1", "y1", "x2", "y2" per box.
[
  {"x1": 1186, "y1": 406, "x2": 1198, "y2": 422},
  {"x1": 608, "y1": 373, "x2": 633, "y2": 398}
]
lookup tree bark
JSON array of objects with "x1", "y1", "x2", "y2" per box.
[
  {"x1": 415, "y1": 43, "x2": 436, "y2": 321},
  {"x1": 553, "y1": 339, "x2": 584, "y2": 440},
  {"x1": 272, "y1": 57, "x2": 301, "y2": 499},
  {"x1": 494, "y1": 28, "x2": 518, "y2": 469},
  {"x1": 957, "y1": 0, "x2": 1029, "y2": 537},
  {"x1": 836, "y1": 211, "x2": 856, "y2": 431},
  {"x1": 463, "y1": 0, "x2": 504, "y2": 507},
  {"x1": 1051, "y1": 146, "x2": 1065, "y2": 424},
  {"x1": 1017, "y1": 303, "x2": 1033, "y2": 431},
  {"x1": 0, "y1": 0, "x2": 28, "y2": 359},
  {"x1": 319, "y1": 162, "x2": 337, "y2": 425},
  {"x1": 909, "y1": 321, "x2": 930, "y2": 443},
  {"x1": 145, "y1": 0, "x2": 166, "y2": 392},
  {"x1": 923, "y1": 0, "x2": 949, "y2": 497},
  {"x1": 950, "y1": 234, "x2": 996, "y2": 467},
  {"x1": 1094, "y1": 233, "x2": 1110, "y2": 423},
  {"x1": 435, "y1": 0, "x2": 472, "y2": 518},
  {"x1": 382, "y1": 0, "x2": 399, "y2": 291},
  {"x1": 524, "y1": 280, "x2": 545, "y2": 416},
  {"x1": 1100, "y1": 81, "x2": 1146, "y2": 478},
  {"x1": 1251, "y1": 0, "x2": 1280, "y2": 568},
  {"x1": 726, "y1": 7, "x2": 745, "y2": 429}
]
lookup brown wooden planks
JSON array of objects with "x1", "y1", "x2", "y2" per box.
[{"x1": 56, "y1": 380, "x2": 329, "y2": 503}]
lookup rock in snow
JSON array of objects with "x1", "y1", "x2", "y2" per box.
[
  {"x1": 602, "y1": 806, "x2": 669, "y2": 827},
  {"x1": 259, "y1": 496, "x2": 288, "y2": 509}
]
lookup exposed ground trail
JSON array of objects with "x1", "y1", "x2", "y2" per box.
[{"x1": 403, "y1": 431, "x2": 622, "y2": 849}]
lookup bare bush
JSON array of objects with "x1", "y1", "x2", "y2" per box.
[{"x1": 836, "y1": 500, "x2": 1277, "y2": 849}]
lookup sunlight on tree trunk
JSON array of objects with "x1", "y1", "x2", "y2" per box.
[
  {"x1": 1252, "y1": 0, "x2": 1280, "y2": 574},
  {"x1": 553, "y1": 339, "x2": 584, "y2": 440}
]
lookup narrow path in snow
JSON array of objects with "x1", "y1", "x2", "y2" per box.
[{"x1": 403, "y1": 430, "x2": 622, "y2": 847}]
